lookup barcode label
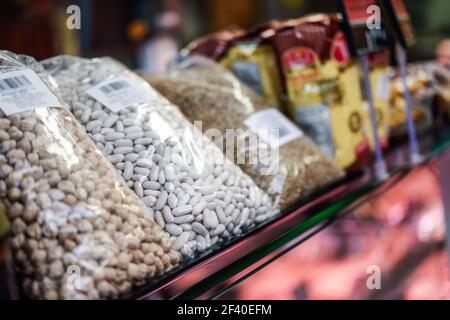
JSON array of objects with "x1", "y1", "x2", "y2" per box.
[
  {"x1": 294, "y1": 104, "x2": 335, "y2": 158},
  {"x1": 0, "y1": 75, "x2": 32, "y2": 91},
  {"x1": 87, "y1": 76, "x2": 159, "y2": 113},
  {"x1": 244, "y1": 108, "x2": 303, "y2": 148},
  {"x1": 99, "y1": 80, "x2": 130, "y2": 95},
  {"x1": 376, "y1": 71, "x2": 390, "y2": 101},
  {"x1": 0, "y1": 69, "x2": 60, "y2": 116}
]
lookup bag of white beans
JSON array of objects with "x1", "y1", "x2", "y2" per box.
[
  {"x1": 42, "y1": 55, "x2": 278, "y2": 259},
  {"x1": 0, "y1": 51, "x2": 181, "y2": 299}
]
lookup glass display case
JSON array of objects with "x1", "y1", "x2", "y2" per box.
[{"x1": 130, "y1": 129, "x2": 450, "y2": 300}]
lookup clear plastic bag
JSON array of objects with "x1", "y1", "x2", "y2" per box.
[
  {"x1": 43, "y1": 55, "x2": 277, "y2": 259},
  {"x1": 0, "y1": 51, "x2": 181, "y2": 299},
  {"x1": 147, "y1": 57, "x2": 344, "y2": 209}
]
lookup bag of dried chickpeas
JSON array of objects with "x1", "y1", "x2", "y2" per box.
[
  {"x1": 42, "y1": 55, "x2": 278, "y2": 259},
  {"x1": 0, "y1": 51, "x2": 181, "y2": 299},
  {"x1": 147, "y1": 57, "x2": 345, "y2": 210}
]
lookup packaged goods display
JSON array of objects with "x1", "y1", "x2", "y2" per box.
[
  {"x1": 272, "y1": 14, "x2": 369, "y2": 169},
  {"x1": 2, "y1": 0, "x2": 450, "y2": 302},
  {"x1": 43, "y1": 56, "x2": 277, "y2": 259},
  {"x1": 0, "y1": 51, "x2": 181, "y2": 299},
  {"x1": 363, "y1": 50, "x2": 392, "y2": 150},
  {"x1": 389, "y1": 62, "x2": 436, "y2": 136},
  {"x1": 148, "y1": 57, "x2": 344, "y2": 210},
  {"x1": 219, "y1": 21, "x2": 285, "y2": 110},
  {"x1": 427, "y1": 62, "x2": 450, "y2": 120}
]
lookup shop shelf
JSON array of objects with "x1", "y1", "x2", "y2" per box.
[{"x1": 129, "y1": 129, "x2": 450, "y2": 300}]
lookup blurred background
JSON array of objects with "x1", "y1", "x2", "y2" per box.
[
  {"x1": 218, "y1": 162, "x2": 450, "y2": 299},
  {"x1": 1, "y1": 0, "x2": 450, "y2": 70}
]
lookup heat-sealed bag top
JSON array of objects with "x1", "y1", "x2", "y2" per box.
[
  {"x1": 181, "y1": 27, "x2": 246, "y2": 62},
  {"x1": 148, "y1": 57, "x2": 344, "y2": 210},
  {"x1": 43, "y1": 55, "x2": 277, "y2": 259},
  {"x1": 0, "y1": 51, "x2": 181, "y2": 299}
]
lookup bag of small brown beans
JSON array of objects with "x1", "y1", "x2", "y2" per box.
[{"x1": 0, "y1": 51, "x2": 181, "y2": 299}]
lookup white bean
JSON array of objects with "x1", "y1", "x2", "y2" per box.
[
  {"x1": 203, "y1": 210, "x2": 219, "y2": 229},
  {"x1": 142, "y1": 181, "x2": 160, "y2": 190},
  {"x1": 114, "y1": 147, "x2": 133, "y2": 155},
  {"x1": 136, "y1": 158, "x2": 153, "y2": 168},
  {"x1": 162, "y1": 206, "x2": 174, "y2": 223},
  {"x1": 167, "y1": 193, "x2": 178, "y2": 209},
  {"x1": 133, "y1": 181, "x2": 144, "y2": 198},
  {"x1": 191, "y1": 222, "x2": 208, "y2": 236},
  {"x1": 114, "y1": 139, "x2": 133, "y2": 147},
  {"x1": 166, "y1": 224, "x2": 183, "y2": 236},
  {"x1": 86, "y1": 120, "x2": 102, "y2": 131},
  {"x1": 103, "y1": 114, "x2": 119, "y2": 128},
  {"x1": 155, "y1": 190, "x2": 168, "y2": 210},
  {"x1": 123, "y1": 161, "x2": 133, "y2": 180},
  {"x1": 105, "y1": 132, "x2": 124, "y2": 141},
  {"x1": 106, "y1": 154, "x2": 124, "y2": 164},
  {"x1": 173, "y1": 232, "x2": 190, "y2": 250},
  {"x1": 124, "y1": 153, "x2": 139, "y2": 162},
  {"x1": 172, "y1": 205, "x2": 193, "y2": 217},
  {"x1": 134, "y1": 167, "x2": 150, "y2": 176},
  {"x1": 173, "y1": 215, "x2": 194, "y2": 224}
]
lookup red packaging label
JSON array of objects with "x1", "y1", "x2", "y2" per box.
[
  {"x1": 282, "y1": 47, "x2": 318, "y2": 71},
  {"x1": 331, "y1": 33, "x2": 351, "y2": 65}
]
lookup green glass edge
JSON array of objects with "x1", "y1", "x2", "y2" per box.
[{"x1": 430, "y1": 135, "x2": 450, "y2": 156}]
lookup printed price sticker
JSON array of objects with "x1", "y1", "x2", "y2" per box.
[
  {"x1": 244, "y1": 108, "x2": 303, "y2": 148},
  {"x1": 87, "y1": 76, "x2": 159, "y2": 112},
  {"x1": 0, "y1": 69, "x2": 60, "y2": 116}
]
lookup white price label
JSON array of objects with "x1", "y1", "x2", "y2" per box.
[
  {"x1": 86, "y1": 76, "x2": 159, "y2": 113},
  {"x1": 376, "y1": 72, "x2": 391, "y2": 102},
  {"x1": 244, "y1": 108, "x2": 303, "y2": 148},
  {"x1": 0, "y1": 69, "x2": 60, "y2": 116}
]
